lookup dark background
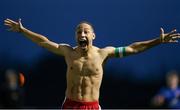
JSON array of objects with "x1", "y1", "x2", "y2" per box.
[{"x1": 0, "y1": 0, "x2": 180, "y2": 108}]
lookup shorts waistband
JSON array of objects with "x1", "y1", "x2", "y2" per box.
[{"x1": 65, "y1": 98, "x2": 99, "y2": 105}]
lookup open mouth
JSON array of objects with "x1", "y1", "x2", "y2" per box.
[{"x1": 78, "y1": 37, "x2": 88, "y2": 49}]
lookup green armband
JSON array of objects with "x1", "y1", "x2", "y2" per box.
[{"x1": 114, "y1": 47, "x2": 126, "y2": 57}]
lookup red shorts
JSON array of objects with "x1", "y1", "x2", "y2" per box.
[{"x1": 61, "y1": 98, "x2": 100, "y2": 110}]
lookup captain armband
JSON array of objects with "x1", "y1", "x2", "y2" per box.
[{"x1": 114, "y1": 47, "x2": 126, "y2": 58}]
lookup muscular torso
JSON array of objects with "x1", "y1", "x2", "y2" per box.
[{"x1": 64, "y1": 46, "x2": 107, "y2": 102}]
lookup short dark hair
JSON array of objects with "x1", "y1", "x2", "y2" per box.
[{"x1": 76, "y1": 21, "x2": 94, "y2": 32}]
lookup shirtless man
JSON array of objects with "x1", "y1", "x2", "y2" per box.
[{"x1": 4, "y1": 18, "x2": 180, "y2": 109}]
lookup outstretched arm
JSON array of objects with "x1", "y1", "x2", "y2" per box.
[
  {"x1": 125, "y1": 28, "x2": 180, "y2": 56},
  {"x1": 4, "y1": 18, "x2": 71, "y2": 56},
  {"x1": 104, "y1": 28, "x2": 180, "y2": 58}
]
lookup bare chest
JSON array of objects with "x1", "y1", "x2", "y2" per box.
[{"x1": 67, "y1": 54, "x2": 103, "y2": 76}]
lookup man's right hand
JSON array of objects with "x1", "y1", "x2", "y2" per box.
[{"x1": 4, "y1": 18, "x2": 24, "y2": 32}]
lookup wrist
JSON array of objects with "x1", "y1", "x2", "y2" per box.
[{"x1": 19, "y1": 27, "x2": 25, "y2": 33}]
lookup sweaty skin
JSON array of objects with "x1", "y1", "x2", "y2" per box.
[
  {"x1": 63, "y1": 24, "x2": 110, "y2": 102},
  {"x1": 65, "y1": 46, "x2": 105, "y2": 101},
  {"x1": 4, "y1": 18, "x2": 180, "y2": 102}
]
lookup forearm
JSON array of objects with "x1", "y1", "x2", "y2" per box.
[
  {"x1": 19, "y1": 27, "x2": 65, "y2": 55},
  {"x1": 20, "y1": 27, "x2": 49, "y2": 43},
  {"x1": 129, "y1": 37, "x2": 161, "y2": 54}
]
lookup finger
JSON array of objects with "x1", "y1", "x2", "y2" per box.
[
  {"x1": 4, "y1": 20, "x2": 12, "y2": 24},
  {"x1": 4, "y1": 21, "x2": 12, "y2": 25},
  {"x1": 6, "y1": 18, "x2": 17, "y2": 24},
  {"x1": 4, "y1": 22, "x2": 17, "y2": 28},
  {"x1": 170, "y1": 33, "x2": 180, "y2": 37},
  {"x1": 167, "y1": 29, "x2": 177, "y2": 36},
  {"x1": 6, "y1": 18, "x2": 14, "y2": 22},
  {"x1": 5, "y1": 19, "x2": 17, "y2": 26},
  {"x1": 160, "y1": 28, "x2": 164, "y2": 34},
  {"x1": 18, "y1": 18, "x2": 22, "y2": 26},
  {"x1": 18, "y1": 18, "x2": 21, "y2": 23},
  {"x1": 172, "y1": 36, "x2": 180, "y2": 40},
  {"x1": 4, "y1": 23, "x2": 12, "y2": 27}
]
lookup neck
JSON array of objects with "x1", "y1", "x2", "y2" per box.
[{"x1": 78, "y1": 45, "x2": 93, "y2": 56}]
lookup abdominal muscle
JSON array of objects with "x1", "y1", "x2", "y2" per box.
[{"x1": 65, "y1": 71, "x2": 102, "y2": 102}]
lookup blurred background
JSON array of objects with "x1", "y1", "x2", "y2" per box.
[{"x1": 0, "y1": 0, "x2": 180, "y2": 108}]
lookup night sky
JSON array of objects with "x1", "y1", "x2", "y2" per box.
[{"x1": 0, "y1": 0, "x2": 180, "y2": 108}]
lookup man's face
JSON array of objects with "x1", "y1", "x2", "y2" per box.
[
  {"x1": 76, "y1": 23, "x2": 95, "y2": 51},
  {"x1": 167, "y1": 75, "x2": 179, "y2": 89}
]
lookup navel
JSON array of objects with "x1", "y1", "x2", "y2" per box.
[{"x1": 96, "y1": 68, "x2": 99, "y2": 71}]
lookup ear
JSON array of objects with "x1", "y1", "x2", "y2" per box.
[{"x1": 92, "y1": 33, "x2": 96, "y2": 40}]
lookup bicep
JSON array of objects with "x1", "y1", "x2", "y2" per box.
[{"x1": 38, "y1": 41, "x2": 71, "y2": 56}]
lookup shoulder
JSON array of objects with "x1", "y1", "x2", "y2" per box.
[
  {"x1": 58, "y1": 43, "x2": 73, "y2": 50},
  {"x1": 93, "y1": 46, "x2": 106, "y2": 54},
  {"x1": 96, "y1": 46, "x2": 115, "y2": 58},
  {"x1": 56, "y1": 43, "x2": 74, "y2": 56},
  {"x1": 58, "y1": 43, "x2": 71, "y2": 47},
  {"x1": 98, "y1": 46, "x2": 115, "y2": 53}
]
